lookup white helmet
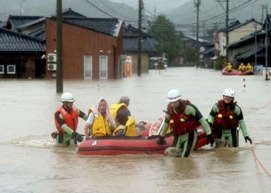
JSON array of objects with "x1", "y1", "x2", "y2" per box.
[
  {"x1": 167, "y1": 89, "x2": 182, "y2": 102},
  {"x1": 61, "y1": 92, "x2": 75, "y2": 102},
  {"x1": 222, "y1": 88, "x2": 235, "y2": 98}
]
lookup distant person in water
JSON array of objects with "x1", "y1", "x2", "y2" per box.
[
  {"x1": 238, "y1": 63, "x2": 246, "y2": 72},
  {"x1": 246, "y1": 63, "x2": 252, "y2": 71},
  {"x1": 225, "y1": 62, "x2": 233, "y2": 72}
]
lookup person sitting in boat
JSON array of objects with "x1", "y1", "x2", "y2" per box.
[
  {"x1": 208, "y1": 88, "x2": 252, "y2": 147},
  {"x1": 113, "y1": 112, "x2": 137, "y2": 137},
  {"x1": 113, "y1": 112, "x2": 128, "y2": 136},
  {"x1": 110, "y1": 96, "x2": 131, "y2": 119},
  {"x1": 110, "y1": 96, "x2": 142, "y2": 136},
  {"x1": 156, "y1": 89, "x2": 213, "y2": 158},
  {"x1": 84, "y1": 98, "x2": 116, "y2": 138},
  {"x1": 225, "y1": 62, "x2": 233, "y2": 72},
  {"x1": 53, "y1": 92, "x2": 87, "y2": 146},
  {"x1": 246, "y1": 62, "x2": 252, "y2": 71},
  {"x1": 238, "y1": 63, "x2": 247, "y2": 72}
]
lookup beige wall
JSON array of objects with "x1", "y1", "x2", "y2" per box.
[
  {"x1": 125, "y1": 52, "x2": 149, "y2": 74},
  {"x1": 229, "y1": 22, "x2": 261, "y2": 44},
  {"x1": 216, "y1": 21, "x2": 262, "y2": 58}
]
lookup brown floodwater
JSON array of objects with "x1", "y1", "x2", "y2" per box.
[{"x1": 1, "y1": 67, "x2": 271, "y2": 193}]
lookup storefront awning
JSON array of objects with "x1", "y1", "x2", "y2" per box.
[{"x1": 210, "y1": 56, "x2": 217, "y2": 60}]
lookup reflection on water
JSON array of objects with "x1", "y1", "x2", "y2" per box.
[{"x1": 1, "y1": 67, "x2": 271, "y2": 193}]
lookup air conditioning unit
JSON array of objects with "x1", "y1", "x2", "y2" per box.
[
  {"x1": 48, "y1": 63, "x2": 57, "y2": 71},
  {"x1": 47, "y1": 53, "x2": 57, "y2": 63}
]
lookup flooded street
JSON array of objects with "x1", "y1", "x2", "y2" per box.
[{"x1": 1, "y1": 67, "x2": 271, "y2": 193}]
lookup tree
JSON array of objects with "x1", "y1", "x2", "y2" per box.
[
  {"x1": 147, "y1": 15, "x2": 180, "y2": 62},
  {"x1": 183, "y1": 45, "x2": 197, "y2": 63}
]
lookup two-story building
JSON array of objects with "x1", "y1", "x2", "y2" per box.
[
  {"x1": 215, "y1": 19, "x2": 262, "y2": 66},
  {"x1": 226, "y1": 14, "x2": 271, "y2": 69}
]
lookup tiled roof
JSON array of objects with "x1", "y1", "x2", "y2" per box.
[
  {"x1": 55, "y1": 17, "x2": 123, "y2": 37},
  {"x1": 123, "y1": 37, "x2": 156, "y2": 52},
  {"x1": 57, "y1": 8, "x2": 87, "y2": 18},
  {"x1": 219, "y1": 19, "x2": 261, "y2": 33},
  {"x1": 183, "y1": 35, "x2": 213, "y2": 45},
  {"x1": 17, "y1": 17, "x2": 45, "y2": 30},
  {"x1": 236, "y1": 47, "x2": 265, "y2": 59},
  {"x1": 28, "y1": 28, "x2": 45, "y2": 41},
  {"x1": 201, "y1": 47, "x2": 215, "y2": 55},
  {"x1": 122, "y1": 24, "x2": 157, "y2": 52},
  {"x1": 0, "y1": 28, "x2": 45, "y2": 52},
  {"x1": 124, "y1": 24, "x2": 152, "y2": 38},
  {"x1": 11, "y1": 8, "x2": 86, "y2": 30},
  {"x1": 0, "y1": 22, "x2": 5, "y2": 28},
  {"x1": 218, "y1": 21, "x2": 240, "y2": 33},
  {"x1": 6, "y1": 15, "x2": 43, "y2": 30}
]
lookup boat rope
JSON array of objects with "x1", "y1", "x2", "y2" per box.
[{"x1": 250, "y1": 146, "x2": 271, "y2": 178}]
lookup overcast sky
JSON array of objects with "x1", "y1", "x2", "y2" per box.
[{"x1": 109, "y1": 0, "x2": 190, "y2": 13}]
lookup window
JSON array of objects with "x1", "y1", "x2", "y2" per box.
[
  {"x1": 99, "y1": 55, "x2": 108, "y2": 79},
  {"x1": 0, "y1": 65, "x2": 4, "y2": 74},
  {"x1": 84, "y1": 55, "x2": 92, "y2": 79},
  {"x1": 7, "y1": 65, "x2": 16, "y2": 74}
]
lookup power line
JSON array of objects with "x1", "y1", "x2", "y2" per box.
[
  {"x1": 173, "y1": 0, "x2": 259, "y2": 26},
  {"x1": 97, "y1": 0, "x2": 136, "y2": 22},
  {"x1": 85, "y1": 0, "x2": 115, "y2": 18}
]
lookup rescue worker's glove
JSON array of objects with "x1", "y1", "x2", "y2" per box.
[
  {"x1": 244, "y1": 136, "x2": 252, "y2": 144},
  {"x1": 51, "y1": 131, "x2": 58, "y2": 139},
  {"x1": 72, "y1": 132, "x2": 84, "y2": 143},
  {"x1": 156, "y1": 136, "x2": 166, "y2": 145},
  {"x1": 207, "y1": 134, "x2": 214, "y2": 146}
]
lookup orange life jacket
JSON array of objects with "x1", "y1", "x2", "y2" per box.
[
  {"x1": 213, "y1": 100, "x2": 238, "y2": 130},
  {"x1": 168, "y1": 100, "x2": 200, "y2": 136},
  {"x1": 54, "y1": 105, "x2": 79, "y2": 133}
]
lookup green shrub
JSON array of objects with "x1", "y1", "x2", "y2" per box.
[{"x1": 214, "y1": 58, "x2": 224, "y2": 70}]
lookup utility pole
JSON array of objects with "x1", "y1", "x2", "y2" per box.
[
  {"x1": 20, "y1": 0, "x2": 24, "y2": 15},
  {"x1": 194, "y1": 0, "x2": 200, "y2": 68},
  {"x1": 137, "y1": 0, "x2": 142, "y2": 76},
  {"x1": 56, "y1": 0, "x2": 63, "y2": 93},
  {"x1": 254, "y1": 22, "x2": 257, "y2": 67},
  {"x1": 261, "y1": 5, "x2": 265, "y2": 24},
  {"x1": 264, "y1": 5, "x2": 269, "y2": 81},
  {"x1": 225, "y1": 0, "x2": 229, "y2": 62},
  {"x1": 202, "y1": 21, "x2": 206, "y2": 37}
]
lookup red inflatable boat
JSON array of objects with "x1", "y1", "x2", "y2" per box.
[
  {"x1": 222, "y1": 67, "x2": 254, "y2": 75},
  {"x1": 77, "y1": 121, "x2": 210, "y2": 155}
]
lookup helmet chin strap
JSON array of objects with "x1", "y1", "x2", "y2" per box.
[{"x1": 63, "y1": 102, "x2": 72, "y2": 112}]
